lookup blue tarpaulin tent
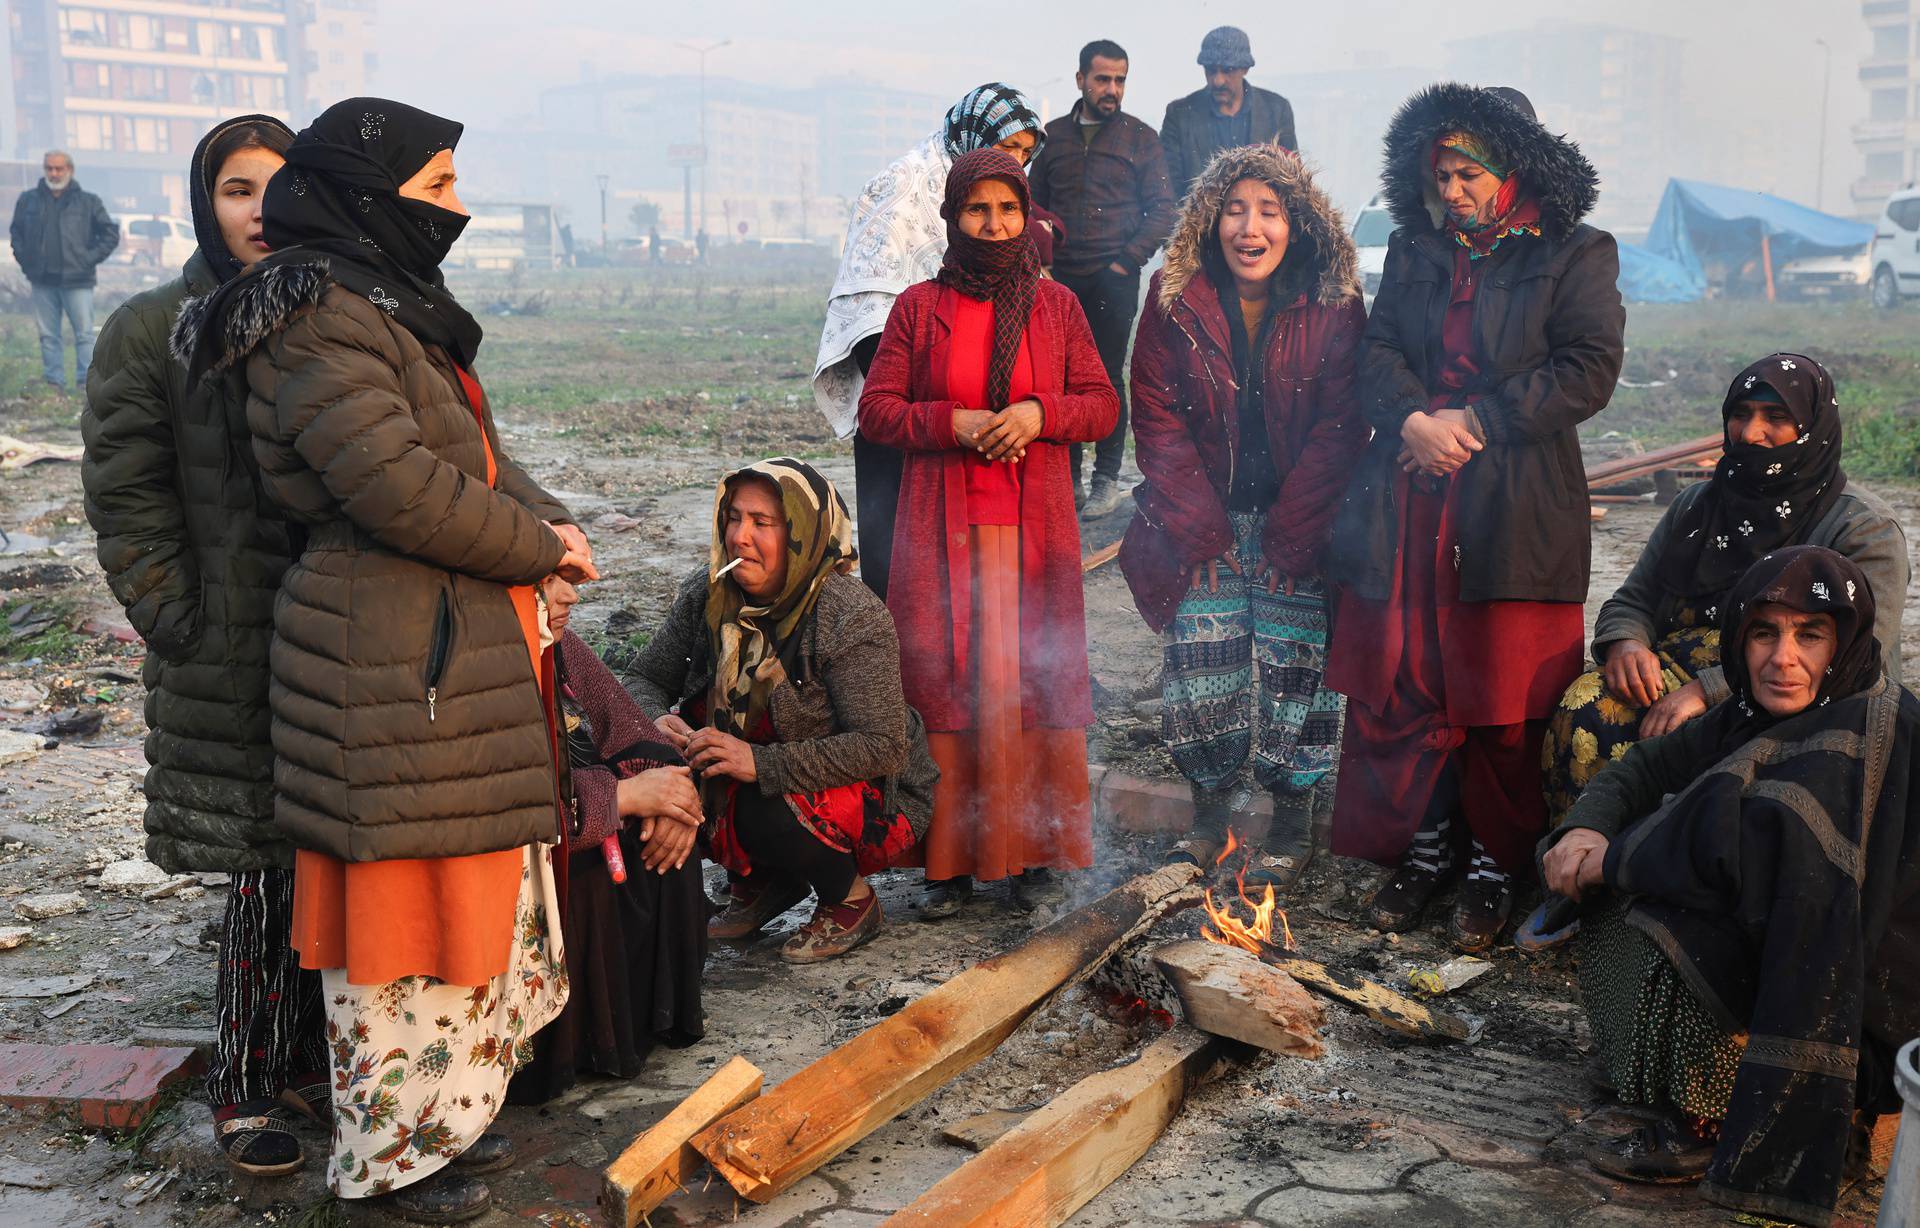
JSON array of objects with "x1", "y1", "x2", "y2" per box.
[{"x1": 1617, "y1": 179, "x2": 1875, "y2": 303}]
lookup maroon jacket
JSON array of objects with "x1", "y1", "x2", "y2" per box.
[{"x1": 858, "y1": 279, "x2": 1118, "y2": 731}]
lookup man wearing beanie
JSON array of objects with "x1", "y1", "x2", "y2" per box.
[{"x1": 1160, "y1": 27, "x2": 1298, "y2": 197}]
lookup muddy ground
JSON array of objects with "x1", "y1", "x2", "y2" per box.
[{"x1": 0, "y1": 272, "x2": 1914, "y2": 1227}]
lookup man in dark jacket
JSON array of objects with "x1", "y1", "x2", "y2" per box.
[
  {"x1": 10, "y1": 150, "x2": 119, "y2": 390},
  {"x1": 1029, "y1": 38, "x2": 1176, "y2": 517},
  {"x1": 1160, "y1": 27, "x2": 1298, "y2": 197}
]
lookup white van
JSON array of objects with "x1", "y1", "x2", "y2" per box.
[
  {"x1": 111, "y1": 214, "x2": 196, "y2": 270},
  {"x1": 1350, "y1": 194, "x2": 1394, "y2": 307},
  {"x1": 1869, "y1": 185, "x2": 1920, "y2": 309}
]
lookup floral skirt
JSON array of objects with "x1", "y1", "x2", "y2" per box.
[
  {"x1": 321, "y1": 846, "x2": 567, "y2": 1198},
  {"x1": 1541, "y1": 621, "x2": 1719, "y2": 825}
]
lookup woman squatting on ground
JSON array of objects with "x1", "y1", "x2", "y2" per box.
[
  {"x1": 1120, "y1": 143, "x2": 1366, "y2": 889},
  {"x1": 859, "y1": 149, "x2": 1119, "y2": 917},
  {"x1": 172, "y1": 97, "x2": 597, "y2": 1223}
]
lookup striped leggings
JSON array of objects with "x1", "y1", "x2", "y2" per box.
[{"x1": 205, "y1": 868, "x2": 326, "y2": 1107}]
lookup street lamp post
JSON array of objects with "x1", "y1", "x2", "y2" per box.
[
  {"x1": 676, "y1": 38, "x2": 730, "y2": 244},
  {"x1": 1814, "y1": 37, "x2": 1832, "y2": 212},
  {"x1": 596, "y1": 173, "x2": 609, "y2": 253}
]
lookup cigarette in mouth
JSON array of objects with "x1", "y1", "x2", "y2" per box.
[{"x1": 716, "y1": 557, "x2": 744, "y2": 579}]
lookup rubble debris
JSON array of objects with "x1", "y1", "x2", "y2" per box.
[
  {"x1": 14, "y1": 891, "x2": 85, "y2": 920},
  {"x1": 0, "y1": 729, "x2": 49, "y2": 766},
  {"x1": 602, "y1": 1054, "x2": 764, "y2": 1228},
  {"x1": 99, "y1": 858, "x2": 170, "y2": 891},
  {"x1": 0, "y1": 925, "x2": 29, "y2": 949},
  {"x1": 0, "y1": 1041, "x2": 206, "y2": 1129},
  {"x1": 1407, "y1": 956, "x2": 1494, "y2": 998}
]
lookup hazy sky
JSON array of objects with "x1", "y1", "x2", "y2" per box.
[{"x1": 380, "y1": 0, "x2": 1869, "y2": 207}]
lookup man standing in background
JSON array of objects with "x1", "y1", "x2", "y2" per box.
[
  {"x1": 1029, "y1": 39, "x2": 1175, "y2": 518},
  {"x1": 9, "y1": 150, "x2": 119, "y2": 391},
  {"x1": 1160, "y1": 27, "x2": 1299, "y2": 197}
]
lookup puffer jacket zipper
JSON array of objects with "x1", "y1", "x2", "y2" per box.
[
  {"x1": 425, "y1": 589, "x2": 452, "y2": 721},
  {"x1": 1173, "y1": 306, "x2": 1235, "y2": 500}
]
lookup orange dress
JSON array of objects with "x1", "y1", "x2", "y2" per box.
[
  {"x1": 289, "y1": 368, "x2": 548, "y2": 988},
  {"x1": 921, "y1": 294, "x2": 1093, "y2": 882}
]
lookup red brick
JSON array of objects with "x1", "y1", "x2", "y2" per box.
[
  {"x1": 0, "y1": 1042, "x2": 205, "y2": 1130},
  {"x1": 1090, "y1": 764, "x2": 1274, "y2": 835}
]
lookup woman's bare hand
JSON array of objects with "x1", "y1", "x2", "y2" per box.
[
  {"x1": 555, "y1": 547, "x2": 599, "y2": 584},
  {"x1": 636, "y1": 815, "x2": 698, "y2": 873},
  {"x1": 1542, "y1": 827, "x2": 1609, "y2": 902},
  {"x1": 1188, "y1": 549, "x2": 1243, "y2": 594},
  {"x1": 1602, "y1": 640, "x2": 1665, "y2": 707},
  {"x1": 655, "y1": 713, "x2": 694, "y2": 754},
  {"x1": 614, "y1": 766, "x2": 702, "y2": 827},
  {"x1": 685, "y1": 727, "x2": 757, "y2": 783},
  {"x1": 951, "y1": 408, "x2": 997, "y2": 449},
  {"x1": 1640, "y1": 679, "x2": 1709, "y2": 739},
  {"x1": 976, "y1": 399, "x2": 1044, "y2": 461},
  {"x1": 1399, "y1": 410, "x2": 1482, "y2": 475}
]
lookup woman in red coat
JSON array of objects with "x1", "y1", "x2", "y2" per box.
[{"x1": 859, "y1": 149, "x2": 1119, "y2": 916}]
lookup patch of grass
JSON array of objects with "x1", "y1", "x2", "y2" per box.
[
  {"x1": 286, "y1": 1194, "x2": 349, "y2": 1228},
  {"x1": 1, "y1": 596, "x2": 88, "y2": 662}
]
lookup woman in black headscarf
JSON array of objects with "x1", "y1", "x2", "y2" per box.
[
  {"x1": 83, "y1": 115, "x2": 334, "y2": 1176},
  {"x1": 1539, "y1": 546, "x2": 1920, "y2": 1224},
  {"x1": 1538, "y1": 354, "x2": 1908, "y2": 846},
  {"x1": 171, "y1": 98, "x2": 595, "y2": 1224}
]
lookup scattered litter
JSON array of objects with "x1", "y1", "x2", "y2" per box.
[
  {"x1": 174, "y1": 884, "x2": 206, "y2": 902},
  {"x1": 1407, "y1": 956, "x2": 1494, "y2": 998},
  {"x1": 14, "y1": 891, "x2": 85, "y2": 920},
  {"x1": 590, "y1": 511, "x2": 646, "y2": 533},
  {"x1": 99, "y1": 859, "x2": 170, "y2": 892},
  {"x1": 0, "y1": 926, "x2": 29, "y2": 950},
  {"x1": 141, "y1": 875, "x2": 198, "y2": 901},
  {"x1": 41, "y1": 992, "x2": 87, "y2": 1019}
]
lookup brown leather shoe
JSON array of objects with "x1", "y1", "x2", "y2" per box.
[
  {"x1": 781, "y1": 890, "x2": 882, "y2": 964},
  {"x1": 709, "y1": 876, "x2": 809, "y2": 940}
]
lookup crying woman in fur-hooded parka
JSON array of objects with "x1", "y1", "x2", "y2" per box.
[
  {"x1": 1118, "y1": 144, "x2": 1366, "y2": 888},
  {"x1": 1324, "y1": 83, "x2": 1625, "y2": 955}
]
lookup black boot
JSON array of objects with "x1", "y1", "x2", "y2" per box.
[
  {"x1": 388, "y1": 1169, "x2": 492, "y2": 1224},
  {"x1": 918, "y1": 875, "x2": 973, "y2": 920},
  {"x1": 1448, "y1": 842, "x2": 1515, "y2": 953},
  {"x1": 450, "y1": 1131, "x2": 515, "y2": 1175},
  {"x1": 1584, "y1": 1110, "x2": 1715, "y2": 1184},
  {"x1": 1369, "y1": 817, "x2": 1456, "y2": 932}
]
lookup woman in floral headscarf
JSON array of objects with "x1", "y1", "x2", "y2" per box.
[{"x1": 1536, "y1": 353, "x2": 1907, "y2": 862}]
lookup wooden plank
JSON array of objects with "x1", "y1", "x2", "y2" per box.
[
  {"x1": 601, "y1": 1056, "x2": 764, "y2": 1227},
  {"x1": 939, "y1": 1107, "x2": 1035, "y2": 1153},
  {"x1": 1151, "y1": 940, "x2": 1325, "y2": 1058},
  {"x1": 885, "y1": 1026, "x2": 1225, "y2": 1228},
  {"x1": 1584, "y1": 433, "x2": 1722, "y2": 489},
  {"x1": 1267, "y1": 956, "x2": 1473, "y2": 1042},
  {"x1": 1081, "y1": 539, "x2": 1122, "y2": 574},
  {"x1": 690, "y1": 863, "x2": 1203, "y2": 1203}
]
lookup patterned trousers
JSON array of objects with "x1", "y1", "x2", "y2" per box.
[
  {"x1": 1161, "y1": 512, "x2": 1343, "y2": 802},
  {"x1": 206, "y1": 868, "x2": 327, "y2": 1107}
]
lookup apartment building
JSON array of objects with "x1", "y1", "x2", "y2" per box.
[{"x1": 1855, "y1": 0, "x2": 1920, "y2": 214}]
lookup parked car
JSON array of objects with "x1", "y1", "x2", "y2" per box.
[
  {"x1": 1870, "y1": 185, "x2": 1920, "y2": 309},
  {"x1": 1350, "y1": 194, "x2": 1393, "y2": 306},
  {"x1": 1777, "y1": 248, "x2": 1871, "y2": 300},
  {"x1": 109, "y1": 214, "x2": 195, "y2": 269}
]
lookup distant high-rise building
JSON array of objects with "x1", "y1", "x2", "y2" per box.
[
  {"x1": 0, "y1": 0, "x2": 374, "y2": 215},
  {"x1": 1853, "y1": 0, "x2": 1920, "y2": 215},
  {"x1": 1446, "y1": 21, "x2": 1685, "y2": 231}
]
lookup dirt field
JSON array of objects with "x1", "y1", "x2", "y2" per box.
[{"x1": 0, "y1": 264, "x2": 1913, "y2": 1227}]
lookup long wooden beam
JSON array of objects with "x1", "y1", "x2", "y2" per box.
[
  {"x1": 884, "y1": 1026, "x2": 1226, "y2": 1228},
  {"x1": 1151, "y1": 940, "x2": 1325, "y2": 1058},
  {"x1": 600, "y1": 1056, "x2": 764, "y2": 1228},
  {"x1": 1585, "y1": 433, "x2": 1722, "y2": 489},
  {"x1": 690, "y1": 864, "x2": 1203, "y2": 1203}
]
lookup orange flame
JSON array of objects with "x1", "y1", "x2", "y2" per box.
[{"x1": 1200, "y1": 830, "x2": 1296, "y2": 953}]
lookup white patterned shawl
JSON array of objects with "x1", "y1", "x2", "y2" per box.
[{"x1": 811, "y1": 129, "x2": 952, "y2": 439}]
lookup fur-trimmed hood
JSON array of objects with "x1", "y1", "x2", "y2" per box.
[
  {"x1": 1158, "y1": 144, "x2": 1358, "y2": 312},
  {"x1": 169, "y1": 258, "x2": 331, "y2": 377},
  {"x1": 1381, "y1": 82, "x2": 1600, "y2": 241}
]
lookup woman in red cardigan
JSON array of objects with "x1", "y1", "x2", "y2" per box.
[{"x1": 858, "y1": 149, "x2": 1119, "y2": 917}]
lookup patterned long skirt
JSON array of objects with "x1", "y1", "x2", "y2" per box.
[
  {"x1": 1162, "y1": 512, "x2": 1341, "y2": 802},
  {"x1": 1577, "y1": 901, "x2": 1743, "y2": 1121},
  {"x1": 1542, "y1": 614, "x2": 1720, "y2": 824},
  {"x1": 320, "y1": 847, "x2": 567, "y2": 1198}
]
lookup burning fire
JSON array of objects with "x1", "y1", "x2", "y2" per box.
[{"x1": 1200, "y1": 830, "x2": 1296, "y2": 953}]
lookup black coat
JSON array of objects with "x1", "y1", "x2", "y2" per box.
[
  {"x1": 82, "y1": 252, "x2": 300, "y2": 871},
  {"x1": 1327, "y1": 82, "x2": 1625, "y2": 604},
  {"x1": 1159, "y1": 84, "x2": 1297, "y2": 198},
  {"x1": 10, "y1": 181, "x2": 118, "y2": 288},
  {"x1": 1028, "y1": 103, "x2": 1176, "y2": 277}
]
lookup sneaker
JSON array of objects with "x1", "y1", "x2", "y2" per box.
[
  {"x1": 918, "y1": 875, "x2": 973, "y2": 920},
  {"x1": 1584, "y1": 1112, "x2": 1715, "y2": 1184},
  {"x1": 279, "y1": 1070, "x2": 332, "y2": 1129},
  {"x1": 387, "y1": 1169, "x2": 492, "y2": 1224},
  {"x1": 782, "y1": 889, "x2": 882, "y2": 963},
  {"x1": 1448, "y1": 876, "x2": 1514, "y2": 953},
  {"x1": 1367, "y1": 859, "x2": 1451, "y2": 933},
  {"x1": 1081, "y1": 477, "x2": 1125, "y2": 519},
  {"x1": 213, "y1": 1099, "x2": 304, "y2": 1176},
  {"x1": 708, "y1": 875, "x2": 810, "y2": 939},
  {"x1": 1010, "y1": 867, "x2": 1067, "y2": 912},
  {"x1": 449, "y1": 1130, "x2": 515, "y2": 1175}
]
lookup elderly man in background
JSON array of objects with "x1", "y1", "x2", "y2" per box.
[
  {"x1": 1029, "y1": 38, "x2": 1176, "y2": 519},
  {"x1": 9, "y1": 150, "x2": 118, "y2": 391},
  {"x1": 1160, "y1": 27, "x2": 1299, "y2": 197}
]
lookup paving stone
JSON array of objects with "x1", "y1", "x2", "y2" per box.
[
  {"x1": 1251, "y1": 1184, "x2": 1429, "y2": 1226},
  {"x1": 1408, "y1": 1158, "x2": 1605, "y2": 1220},
  {"x1": 1284, "y1": 1129, "x2": 1441, "y2": 1192},
  {"x1": 0, "y1": 1041, "x2": 205, "y2": 1129}
]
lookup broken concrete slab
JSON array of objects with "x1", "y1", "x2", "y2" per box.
[
  {"x1": 99, "y1": 859, "x2": 169, "y2": 891},
  {"x1": 0, "y1": 925, "x2": 29, "y2": 950},
  {"x1": 0, "y1": 730, "x2": 48, "y2": 768},
  {"x1": 14, "y1": 891, "x2": 85, "y2": 920},
  {"x1": 0, "y1": 972, "x2": 95, "y2": 998},
  {"x1": 0, "y1": 1041, "x2": 206, "y2": 1129}
]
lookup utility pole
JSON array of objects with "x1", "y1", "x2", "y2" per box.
[
  {"x1": 596, "y1": 173, "x2": 609, "y2": 252},
  {"x1": 677, "y1": 38, "x2": 730, "y2": 242},
  {"x1": 1814, "y1": 38, "x2": 1832, "y2": 212}
]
